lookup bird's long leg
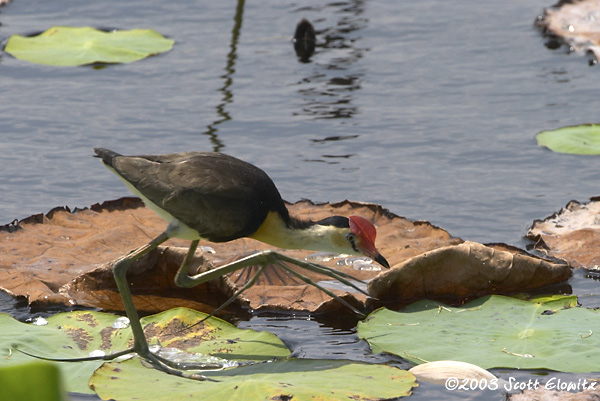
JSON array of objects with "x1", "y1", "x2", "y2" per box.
[
  {"x1": 176, "y1": 250, "x2": 367, "y2": 295},
  {"x1": 271, "y1": 260, "x2": 366, "y2": 317},
  {"x1": 273, "y1": 253, "x2": 370, "y2": 297},
  {"x1": 111, "y1": 230, "x2": 171, "y2": 355},
  {"x1": 25, "y1": 246, "x2": 369, "y2": 380},
  {"x1": 20, "y1": 229, "x2": 217, "y2": 380},
  {"x1": 182, "y1": 255, "x2": 366, "y2": 334},
  {"x1": 183, "y1": 266, "x2": 266, "y2": 332},
  {"x1": 175, "y1": 250, "x2": 369, "y2": 318},
  {"x1": 226, "y1": 253, "x2": 370, "y2": 296},
  {"x1": 25, "y1": 230, "x2": 175, "y2": 362},
  {"x1": 112, "y1": 235, "x2": 218, "y2": 380},
  {"x1": 13, "y1": 346, "x2": 135, "y2": 363},
  {"x1": 174, "y1": 250, "x2": 368, "y2": 335}
]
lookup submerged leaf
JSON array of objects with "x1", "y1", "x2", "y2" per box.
[
  {"x1": 5, "y1": 26, "x2": 174, "y2": 66},
  {"x1": 357, "y1": 295, "x2": 600, "y2": 372},
  {"x1": 536, "y1": 124, "x2": 600, "y2": 155},
  {"x1": 90, "y1": 357, "x2": 416, "y2": 401}
]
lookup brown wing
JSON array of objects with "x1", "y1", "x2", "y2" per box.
[{"x1": 101, "y1": 150, "x2": 287, "y2": 242}]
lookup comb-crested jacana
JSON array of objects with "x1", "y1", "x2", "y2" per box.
[{"x1": 93, "y1": 148, "x2": 389, "y2": 378}]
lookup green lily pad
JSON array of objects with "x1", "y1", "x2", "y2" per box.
[
  {"x1": 4, "y1": 26, "x2": 174, "y2": 66},
  {"x1": 0, "y1": 313, "x2": 106, "y2": 394},
  {"x1": 0, "y1": 307, "x2": 289, "y2": 394},
  {"x1": 90, "y1": 357, "x2": 417, "y2": 400},
  {"x1": 357, "y1": 295, "x2": 599, "y2": 372},
  {"x1": 536, "y1": 124, "x2": 600, "y2": 155}
]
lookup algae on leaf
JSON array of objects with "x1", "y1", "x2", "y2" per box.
[{"x1": 5, "y1": 26, "x2": 174, "y2": 66}]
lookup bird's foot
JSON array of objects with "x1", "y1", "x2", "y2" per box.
[
  {"x1": 13, "y1": 344, "x2": 222, "y2": 381},
  {"x1": 139, "y1": 347, "x2": 221, "y2": 381}
]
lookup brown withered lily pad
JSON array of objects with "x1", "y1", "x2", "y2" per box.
[
  {"x1": 527, "y1": 197, "x2": 600, "y2": 268},
  {"x1": 367, "y1": 241, "x2": 571, "y2": 306},
  {"x1": 0, "y1": 197, "x2": 461, "y2": 315},
  {"x1": 61, "y1": 245, "x2": 243, "y2": 316},
  {"x1": 537, "y1": 0, "x2": 600, "y2": 61}
]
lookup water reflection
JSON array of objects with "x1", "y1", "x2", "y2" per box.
[
  {"x1": 200, "y1": 0, "x2": 367, "y2": 151},
  {"x1": 310, "y1": 135, "x2": 359, "y2": 143},
  {"x1": 292, "y1": 0, "x2": 367, "y2": 120},
  {"x1": 293, "y1": 19, "x2": 317, "y2": 63},
  {"x1": 201, "y1": 0, "x2": 245, "y2": 152}
]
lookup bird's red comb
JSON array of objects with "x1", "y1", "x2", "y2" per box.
[{"x1": 348, "y1": 215, "x2": 376, "y2": 244}]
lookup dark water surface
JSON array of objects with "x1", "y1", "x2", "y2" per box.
[{"x1": 1, "y1": 0, "x2": 600, "y2": 399}]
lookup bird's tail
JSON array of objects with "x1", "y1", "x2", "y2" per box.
[{"x1": 93, "y1": 148, "x2": 121, "y2": 166}]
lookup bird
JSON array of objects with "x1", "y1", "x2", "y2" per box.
[{"x1": 93, "y1": 147, "x2": 389, "y2": 378}]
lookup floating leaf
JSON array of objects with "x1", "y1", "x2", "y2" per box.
[
  {"x1": 357, "y1": 295, "x2": 600, "y2": 372},
  {"x1": 0, "y1": 197, "x2": 459, "y2": 314},
  {"x1": 536, "y1": 124, "x2": 600, "y2": 155},
  {"x1": 0, "y1": 307, "x2": 289, "y2": 394},
  {"x1": 536, "y1": 0, "x2": 600, "y2": 60},
  {"x1": 90, "y1": 357, "x2": 416, "y2": 401},
  {"x1": 0, "y1": 313, "x2": 106, "y2": 394},
  {"x1": 367, "y1": 241, "x2": 570, "y2": 304},
  {"x1": 134, "y1": 307, "x2": 290, "y2": 361},
  {"x1": 4, "y1": 26, "x2": 174, "y2": 66},
  {"x1": 527, "y1": 197, "x2": 600, "y2": 268}
]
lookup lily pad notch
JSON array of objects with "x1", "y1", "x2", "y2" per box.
[{"x1": 4, "y1": 26, "x2": 175, "y2": 66}]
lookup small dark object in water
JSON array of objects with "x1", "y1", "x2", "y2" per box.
[{"x1": 293, "y1": 19, "x2": 316, "y2": 63}]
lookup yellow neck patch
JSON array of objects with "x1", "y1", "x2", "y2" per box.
[
  {"x1": 249, "y1": 211, "x2": 292, "y2": 248},
  {"x1": 249, "y1": 211, "x2": 354, "y2": 254}
]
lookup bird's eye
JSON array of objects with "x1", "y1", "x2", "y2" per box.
[{"x1": 345, "y1": 233, "x2": 359, "y2": 252}]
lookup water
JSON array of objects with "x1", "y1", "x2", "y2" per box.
[
  {"x1": 2, "y1": 0, "x2": 599, "y2": 247},
  {"x1": 2, "y1": 0, "x2": 600, "y2": 399}
]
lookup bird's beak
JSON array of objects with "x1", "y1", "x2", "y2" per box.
[
  {"x1": 358, "y1": 242, "x2": 390, "y2": 269},
  {"x1": 373, "y1": 252, "x2": 390, "y2": 269}
]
